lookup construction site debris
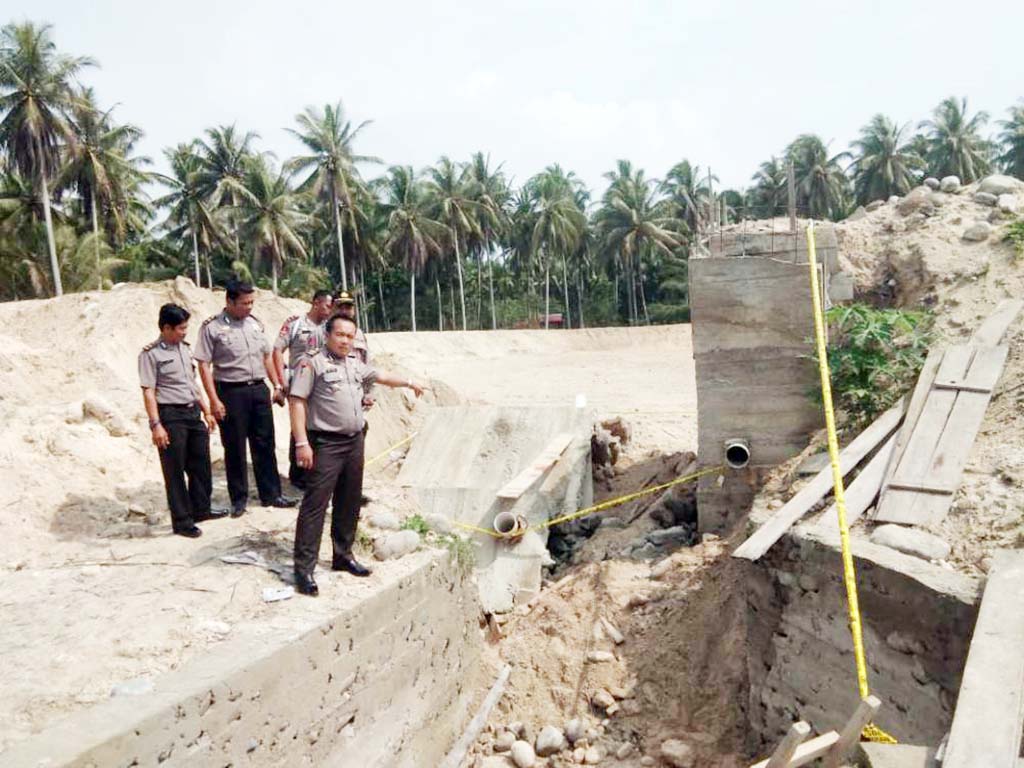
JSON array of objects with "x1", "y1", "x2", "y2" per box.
[
  {"x1": 534, "y1": 725, "x2": 566, "y2": 756},
  {"x1": 869, "y1": 525, "x2": 951, "y2": 562}
]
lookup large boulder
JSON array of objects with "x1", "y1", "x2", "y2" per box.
[
  {"x1": 896, "y1": 188, "x2": 934, "y2": 216},
  {"x1": 939, "y1": 175, "x2": 961, "y2": 193},
  {"x1": 978, "y1": 174, "x2": 1024, "y2": 196},
  {"x1": 373, "y1": 530, "x2": 420, "y2": 560},
  {"x1": 870, "y1": 524, "x2": 951, "y2": 561},
  {"x1": 924, "y1": 177, "x2": 941, "y2": 190}
]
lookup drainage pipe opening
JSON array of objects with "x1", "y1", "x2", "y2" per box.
[{"x1": 725, "y1": 439, "x2": 751, "y2": 469}]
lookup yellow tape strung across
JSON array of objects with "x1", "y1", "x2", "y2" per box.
[
  {"x1": 806, "y1": 222, "x2": 896, "y2": 745},
  {"x1": 365, "y1": 432, "x2": 418, "y2": 468},
  {"x1": 452, "y1": 465, "x2": 724, "y2": 539}
]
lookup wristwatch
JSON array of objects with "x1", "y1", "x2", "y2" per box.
[{"x1": 149, "y1": 419, "x2": 162, "y2": 430}]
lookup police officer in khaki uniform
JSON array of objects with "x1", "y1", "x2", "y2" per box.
[
  {"x1": 333, "y1": 291, "x2": 370, "y2": 365},
  {"x1": 194, "y1": 279, "x2": 296, "y2": 517},
  {"x1": 288, "y1": 314, "x2": 424, "y2": 596},
  {"x1": 273, "y1": 289, "x2": 333, "y2": 489},
  {"x1": 138, "y1": 303, "x2": 228, "y2": 538}
]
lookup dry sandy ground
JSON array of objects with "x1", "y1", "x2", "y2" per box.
[{"x1": 0, "y1": 279, "x2": 696, "y2": 753}]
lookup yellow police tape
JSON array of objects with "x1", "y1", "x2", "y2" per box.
[
  {"x1": 806, "y1": 222, "x2": 896, "y2": 745},
  {"x1": 452, "y1": 464, "x2": 725, "y2": 539},
  {"x1": 365, "y1": 432, "x2": 418, "y2": 468}
]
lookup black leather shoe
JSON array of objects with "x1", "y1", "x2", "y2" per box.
[
  {"x1": 360, "y1": 494, "x2": 371, "y2": 507},
  {"x1": 173, "y1": 525, "x2": 202, "y2": 539},
  {"x1": 265, "y1": 495, "x2": 298, "y2": 508},
  {"x1": 230, "y1": 503, "x2": 247, "y2": 518},
  {"x1": 294, "y1": 572, "x2": 319, "y2": 596},
  {"x1": 194, "y1": 507, "x2": 229, "y2": 523},
  {"x1": 332, "y1": 556, "x2": 372, "y2": 577}
]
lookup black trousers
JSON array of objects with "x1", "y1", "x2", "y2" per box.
[
  {"x1": 215, "y1": 381, "x2": 281, "y2": 506},
  {"x1": 293, "y1": 431, "x2": 364, "y2": 576},
  {"x1": 156, "y1": 403, "x2": 212, "y2": 531}
]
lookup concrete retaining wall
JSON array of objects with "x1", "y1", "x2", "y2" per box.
[
  {"x1": 3, "y1": 551, "x2": 484, "y2": 768},
  {"x1": 745, "y1": 526, "x2": 980, "y2": 750}
]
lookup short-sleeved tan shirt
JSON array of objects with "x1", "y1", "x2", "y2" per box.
[
  {"x1": 289, "y1": 349, "x2": 378, "y2": 435},
  {"x1": 193, "y1": 310, "x2": 272, "y2": 383},
  {"x1": 274, "y1": 313, "x2": 325, "y2": 367},
  {"x1": 138, "y1": 339, "x2": 201, "y2": 405}
]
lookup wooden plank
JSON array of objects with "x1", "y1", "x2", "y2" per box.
[
  {"x1": 823, "y1": 695, "x2": 882, "y2": 768},
  {"x1": 765, "y1": 721, "x2": 811, "y2": 768},
  {"x1": 970, "y1": 299, "x2": 1023, "y2": 346},
  {"x1": 934, "y1": 381, "x2": 993, "y2": 394},
  {"x1": 943, "y1": 551, "x2": 1024, "y2": 768},
  {"x1": 750, "y1": 732, "x2": 840, "y2": 768},
  {"x1": 816, "y1": 435, "x2": 896, "y2": 536},
  {"x1": 733, "y1": 401, "x2": 905, "y2": 561},
  {"x1": 496, "y1": 433, "x2": 574, "y2": 499},
  {"x1": 880, "y1": 348, "x2": 944, "y2": 488},
  {"x1": 877, "y1": 346, "x2": 1008, "y2": 526}
]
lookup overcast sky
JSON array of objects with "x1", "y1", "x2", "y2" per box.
[{"x1": 19, "y1": 0, "x2": 1024, "y2": 196}]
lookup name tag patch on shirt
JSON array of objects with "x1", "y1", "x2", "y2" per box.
[{"x1": 323, "y1": 368, "x2": 342, "y2": 384}]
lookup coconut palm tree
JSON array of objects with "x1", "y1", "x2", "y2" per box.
[
  {"x1": 920, "y1": 97, "x2": 992, "y2": 182},
  {"x1": 997, "y1": 101, "x2": 1024, "y2": 180},
  {"x1": 594, "y1": 161, "x2": 684, "y2": 325},
  {"x1": 194, "y1": 124, "x2": 258, "y2": 249},
  {"x1": 378, "y1": 166, "x2": 446, "y2": 332},
  {"x1": 58, "y1": 88, "x2": 146, "y2": 288},
  {"x1": 748, "y1": 156, "x2": 788, "y2": 218},
  {"x1": 785, "y1": 134, "x2": 850, "y2": 220},
  {"x1": 426, "y1": 156, "x2": 481, "y2": 331},
  {"x1": 154, "y1": 142, "x2": 230, "y2": 286},
  {"x1": 465, "y1": 151, "x2": 511, "y2": 329},
  {"x1": 660, "y1": 159, "x2": 714, "y2": 236},
  {"x1": 233, "y1": 155, "x2": 313, "y2": 294},
  {"x1": 0, "y1": 21, "x2": 94, "y2": 296},
  {"x1": 525, "y1": 165, "x2": 587, "y2": 329},
  {"x1": 848, "y1": 114, "x2": 923, "y2": 205},
  {"x1": 286, "y1": 101, "x2": 379, "y2": 290}
]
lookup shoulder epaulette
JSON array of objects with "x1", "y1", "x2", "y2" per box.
[
  {"x1": 201, "y1": 315, "x2": 217, "y2": 327},
  {"x1": 283, "y1": 314, "x2": 299, "y2": 325},
  {"x1": 251, "y1": 315, "x2": 265, "y2": 332},
  {"x1": 142, "y1": 340, "x2": 158, "y2": 352},
  {"x1": 183, "y1": 340, "x2": 191, "y2": 346}
]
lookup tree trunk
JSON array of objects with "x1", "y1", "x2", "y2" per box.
[
  {"x1": 561, "y1": 254, "x2": 571, "y2": 329},
  {"x1": 191, "y1": 228, "x2": 201, "y2": 287},
  {"x1": 544, "y1": 253, "x2": 550, "y2": 330},
  {"x1": 332, "y1": 187, "x2": 348, "y2": 290},
  {"x1": 476, "y1": 251, "x2": 483, "y2": 329},
  {"x1": 271, "y1": 258, "x2": 279, "y2": 295},
  {"x1": 38, "y1": 151, "x2": 63, "y2": 297},
  {"x1": 205, "y1": 254, "x2": 213, "y2": 289},
  {"x1": 378, "y1": 274, "x2": 389, "y2": 329},
  {"x1": 436, "y1": 276, "x2": 443, "y2": 331},
  {"x1": 488, "y1": 259, "x2": 497, "y2": 330},
  {"x1": 613, "y1": 263, "x2": 619, "y2": 321},
  {"x1": 449, "y1": 281, "x2": 456, "y2": 329},
  {"x1": 410, "y1": 271, "x2": 417, "y2": 332},
  {"x1": 91, "y1": 190, "x2": 102, "y2": 290},
  {"x1": 577, "y1": 272, "x2": 586, "y2": 329},
  {"x1": 454, "y1": 236, "x2": 467, "y2": 331},
  {"x1": 639, "y1": 270, "x2": 650, "y2": 324}
]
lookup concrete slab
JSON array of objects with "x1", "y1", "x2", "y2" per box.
[
  {"x1": 398, "y1": 405, "x2": 593, "y2": 612},
  {"x1": 861, "y1": 743, "x2": 937, "y2": 768}
]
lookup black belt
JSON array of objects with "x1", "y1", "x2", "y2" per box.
[
  {"x1": 308, "y1": 429, "x2": 361, "y2": 441},
  {"x1": 216, "y1": 379, "x2": 265, "y2": 388},
  {"x1": 157, "y1": 402, "x2": 199, "y2": 409}
]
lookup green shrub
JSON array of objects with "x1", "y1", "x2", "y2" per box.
[
  {"x1": 822, "y1": 304, "x2": 935, "y2": 424},
  {"x1": 400, "y1": 513, "x2": 430, "y2": 535},
  {"x1": 1004, "y1": 219, "x2": 1024, "y2": 259}
]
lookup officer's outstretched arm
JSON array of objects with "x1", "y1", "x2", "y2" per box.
[{"x1": 375, "y1": 372, "x2": 425, "y2": 398}]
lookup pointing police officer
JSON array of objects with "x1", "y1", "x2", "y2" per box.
[
  {"x1": 288, "y1": 313, "x2": 424, "y2": 597},
  {"x1": 138, "y1": 303, "x2": 228, "y2": 538},
  {"x1": 194, "y1": 278, "x2": 296, "y2": 517},
  {"x1": 273, "y1": 289, "x2": 334, "y2": 489}
]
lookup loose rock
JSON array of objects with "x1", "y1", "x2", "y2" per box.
[
  {"x1": 616, "y1": 742, "x2": 634, "y2": 759},
  {"x1": 998, "y1": 194, "x2": 1019, "y2": 213},
  {"x1": 494, "y1": 731, "x2": 516, "y2": 752},
  {"x1": 962, "y1": 221, "x2": 993, "y2": 242},
  {"x1": 586, "y1": 650, "x2": 615, "y2": 663},
  {"x1": 591, "y1": 689, "x2": 616, "y2": 709},
  {"x1": 535, "y1": 725, "x2": 566, "y2": 756},
  {"x1": 565, "y1": 718, "x2": 584, "y2": 745},
  {"x1": 866, "y1": 199, "x2": 885, "y2": 212},
  {"x1": 82, "y1": 396, "x2": 130, "y2": 437},
  {"x1": 978, "y1": 174, "x2": 1024, "y2": 196},
  {"x1": 423, "y1": 512, "x2": 453, "y2": 534},
  {"x1": 939, "y1": 175, "x2": 961, "y2": 193},
  {"x1": 511, "y1": 740, "x2": 537, "y2": 768},
  {"x1": 660, "y1": 739, "x2": 695, "y2": 767},
  {"x1": 373, "y1": 530, "x2": 420, "y2": 560},
  {"x1": 973, "y1": 191, "x2": 998, "y2": 206},
  {"x1": 584, "y1": 746, "x2": 602, "y2": 764},
  {"x1": 924, "y1": 177, "x2": 940, "y2": 190},
  {"x1": 366, "y1": 510, "x2": 401, "y2": 530},
  {"x1": 870, "y1": 524, "x2": 952, "y2": 561}
]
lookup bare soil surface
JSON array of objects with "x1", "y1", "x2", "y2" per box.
[{"x1": 0, "y1": 279, "x2": 696, "y2": 753}]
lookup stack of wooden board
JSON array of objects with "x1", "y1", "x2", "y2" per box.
[{"x1": 733, "y1": 299, "x2": 1021, "y2": 561}]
